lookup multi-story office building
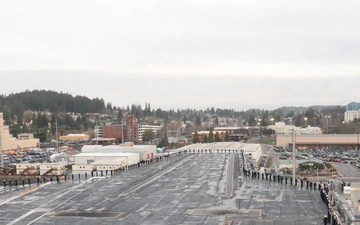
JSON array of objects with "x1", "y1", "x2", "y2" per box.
[
  {"x1": 94, "y1": 126, "x2": 103, "y2": 138},
  {"x1": 102, "y1": 125, "x2": 123, "y2": 143},
  {"x1": 344, "y1": 102, "x2": 360, "y2": 123},
  {"x1": 124, "y1": 115, "x2": 137, "y2": 143},
  {"x1": 137, "y1": 124, "x2": 162, "y2": 142},
  {"x1": 344, "y1": 110, "x2": 360, "y2": 123}
]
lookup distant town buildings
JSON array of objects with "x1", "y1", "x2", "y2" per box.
[
  {"x1": 59, "y1": 134, "x2": 90, "y2": 142},
  {"x1": 0, "y1": 112, "x2": 39, "y2": 152},
  {"x1": 93, "y1": 116, "x2": 164, "y2": 144},
  {"x1": 268, "y1": 122, "x2": 322, "y2": 135}
]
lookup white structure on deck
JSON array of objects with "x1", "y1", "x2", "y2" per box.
[
  {"x1": 170, "y1": 142, "x2": 263, "y2": 163},
  {"x1": 72, "y1": 159, "x2": 127, "y2": 174},
  {"x1": 73, "y1": 152, "x2": 139, "y2": 165},
  {"x1": 72, "y1": 152, "x2": 138, "y2": 175},
  {"x1": 71, "y1": 142, "x2": 156, "y2": 174},
  {"x1": 81, "y1": 143, "x2": 156, "y2": 161}
]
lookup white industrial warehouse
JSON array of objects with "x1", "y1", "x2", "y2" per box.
[
  {"x1": 71, "y1": 142, "x2": 157, "y2": 174},
  {"x1": 170, "y1": 142, "x2": 263, "y2": 163}
]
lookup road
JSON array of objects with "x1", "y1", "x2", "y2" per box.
[
  {"x1": 330, "y1": 163, "x2": 360, "y2": 215},
  {"x1": 262, "y1": 144, "x2": 279, "y2": 168},
  {"x1": 334, "y1": 163, "x2": 360, "y2": 179}
]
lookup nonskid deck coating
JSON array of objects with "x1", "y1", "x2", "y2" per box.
[{"x1": 0, "y1": 154, "x2": 327, "y2": 225}]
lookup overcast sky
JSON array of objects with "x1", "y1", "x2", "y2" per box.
[{"x1": 0, "y1": 1, "x2": 359, "y2": 110}]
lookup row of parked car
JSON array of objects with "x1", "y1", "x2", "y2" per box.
[
  {"x1": 276, "y1": 146, "x2": 359, "y2": 163},
  {"x1": 2, "y1": 150, "x2": 52, "y2": 165}
]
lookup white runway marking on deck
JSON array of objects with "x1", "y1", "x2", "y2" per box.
[
  {"x1": 7, "y1": 210, "x2": 35, "y2": 225},
  {"x1": 25, "y1": 179, "x2": 103, "y2": 225}
]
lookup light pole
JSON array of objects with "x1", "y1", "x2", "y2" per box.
[
  {"x1": 292, "y1": 126, "x2": 296, "y2": 182},
  {"x1": 269, "y1": 118, "x2": 275, "y2": 136},
  {"x1": 55, "y1": 119, "x2": 59, "y2": 153},
  {"x1": 304, "y1": 117, "x2": 308, "y2": 127},
  {"x1": 0, "y1": 148, "x2": 3, "y2": 168},
  {"x1": 357, "y1": 130, "x2": 360, "y2": 158},
  {"x1": 121, "y1": 122, "x2": 124, "y2": 144},
  {"x1": 258, "y1": 119, "x2": 262, "y2": 139},
  {"x1": 325, "y1": 115, "x2": 331, "y2": 134}
]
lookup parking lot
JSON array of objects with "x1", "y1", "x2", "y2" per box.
[
  {"x1": 0, "y1": 153, "x2": 327, "y2": 225},
  {"x1": 2, "y1": 149, "x2": 51, "y2": 165}
]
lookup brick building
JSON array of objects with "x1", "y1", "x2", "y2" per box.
[{"x1": 102, "y1": 125, "x2": 123, "y2": 143}]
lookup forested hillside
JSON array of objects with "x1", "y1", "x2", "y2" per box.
[{"x1": 0, "y1": 90, "x2": 106, "y2": 122}]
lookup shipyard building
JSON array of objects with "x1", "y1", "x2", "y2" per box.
[
  {"x1": 0, "y1": 112, "x2": 39, "y2": 153},
  {"x1": 71, "y1": 142, "x2": 157, "y2": 174}
]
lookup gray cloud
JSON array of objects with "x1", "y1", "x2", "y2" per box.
[
  {"x1": 0, "y1": 71, "x2": 358, "y2": 110},
  {"x1": 1, "y1": 0, "x2": 360, "y2": 75},
  {"x1": 0, "y1": 1, "x2": 359, "y2": 108}
]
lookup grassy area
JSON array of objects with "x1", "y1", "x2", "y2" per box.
[{"x1": 265, "y1": 156, "x2": 274, "y2": 168}]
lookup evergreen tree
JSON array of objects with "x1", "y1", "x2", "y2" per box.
[
  {"x1": 214, "y1": 117, "x2": 219, "y2": 127},
  {"x1": 142, "y1": 129, "x2": 154, "y2": 142},
  {"x1": 183, "y1": 115, "x2": 187, "y2": 124},
  {"x1": 193, "y1": 131, "x2": 200, "y2": 143},
  {"x1": 224, "y1": 131, "x2": 230, "y2": 141},
  {"x1": 31, "y1": 113, "x2": 37, "y2": 127},
  {"x1": 215, "y1": 132, "x2": 221, "y2": 142},
  {"x1": 208, "y1": 130, "x2": 214, "y2": 143},
  {"x1": 248, "y1": 115, "x2": 256, "y2": 126},
  {"x1": 50, "y1": 113, "x2": 57, "y2": 124},
  {"x1": 195, "y1": 115, "x2": 202, "y2": 127},
  {"x1": 203, "y1": 134, "x2": 208, "y2": 143},
  {"x1": 75, "y1": 117, "x2": 82, "y2": 129},
  {"x1": 36, "y1": 113, "x2": 47, "y2": 128},
  {"x1": 261, "y1": 110, "x2": 269, "y2": 126},
  {"x1": 147, "y1": 103, "x2": 151, "y2": 116},
  {"x1": 156, "y1": 108, "x2": 162, "y2": 118},
  {"x1": 158, "y1": 137, "x2": 169, "y2": 148},
  {"x1": 106, "y1": 102, "x2": 112, "y2": 110},
  {"x1": 117, "y1": 110, "x2": 123, "y2": 123},
  {"x1": 64, "y1": 114, "x2": 74, "y2": 128}
]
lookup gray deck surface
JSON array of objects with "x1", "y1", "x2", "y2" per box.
[{"x1": 0, "y1": 154, "x2": 327, "y2": 225}]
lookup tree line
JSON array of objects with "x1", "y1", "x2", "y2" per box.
[
  {"x1": 192, "y1": 130, "x2": 231, "y2": 143},
  {"x1": 0, "y1": 90, "x2": 106, "y2": 123},
  {"x1": 0, "y1": 90, "x2": 356, "y2": 138}
]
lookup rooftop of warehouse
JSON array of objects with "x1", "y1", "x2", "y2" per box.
[{"x1": 74, "y1": 152, "x2": 139, "y2": 157}]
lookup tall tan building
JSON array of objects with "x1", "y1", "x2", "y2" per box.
[{"x1": 0, "y1": 112, "x2": 40, "y2": 152}]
